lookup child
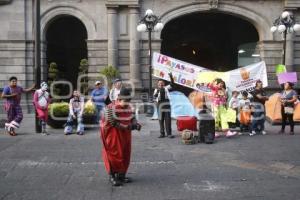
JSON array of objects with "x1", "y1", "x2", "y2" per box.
[
  {"x1": 208, "y1": 79, "x2": 236, "y2": 137},
  {"x1": 239, "y1": 91, "x2": 252, "y2": 135},
  {"x1": 1, "y1": 77, "x2": 35, "y2": 136},
  {"x1": 228, "y1": 91, "x2": 240, "y2": 128},
  {"x1": 64, "y1": 90, "x2": 85, "y2": 135},
  {"x1": 33, "y1": 82, "x2": 50, "y2": 135}
]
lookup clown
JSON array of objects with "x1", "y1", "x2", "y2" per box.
[
  {"x1": 100, "y1": 88, "x2": 141, "y2": 186},
  {"x1": 1, "y1": 76, "x2": 35, "y2": 136},
  {"x1": 64, "y1": 90, "x2": 85, "y2": 135},
  {"x1": 33, "y1": 82, "x2": 50, "y2": 135}
]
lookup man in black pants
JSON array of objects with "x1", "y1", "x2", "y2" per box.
[{"x1": 153, "y1": 73, "x2": 175, "y2": 139}]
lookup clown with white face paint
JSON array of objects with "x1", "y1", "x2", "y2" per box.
[{"x1": 33, "y1": 82, "x2": 51, "y2": 135}]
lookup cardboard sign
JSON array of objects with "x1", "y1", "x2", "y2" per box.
[{"x1": 277, "y1": 72, "x2": 298, "y2": 84}]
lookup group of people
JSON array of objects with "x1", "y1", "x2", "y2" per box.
[
  {"x1": 211, "y1": 79, "x2": 298, "y2": 136},
  {"x1": 1, "y1": 75, "x2": 298, "y2": 188},
  {"x1": 154, "y1": 75, "x2": 299, "y2": 138},
  {"x1": 1, "y1": 75, "x2": 140, "y2": 187},
  {"x1": 228, "y1": 81, "x2": 298, "y2": 136},
  {"x1": 0, "y1": 77, "x2": 123, "y2": 136}
]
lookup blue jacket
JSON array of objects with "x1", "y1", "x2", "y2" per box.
[{"x1": 91, "y1": 87, "x2": 108, "y2": 106}]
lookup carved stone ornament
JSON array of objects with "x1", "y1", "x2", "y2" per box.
[
  {"x1": 209, "y1": 0, "x2": 219, "y2": 9},
  {"x1": 0, "y1": 0, "x2": 12, "y2": 5}
]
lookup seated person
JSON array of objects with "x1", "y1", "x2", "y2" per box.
[{"x1": 64, "y1": 90, "x2": 85, "y2": 135}]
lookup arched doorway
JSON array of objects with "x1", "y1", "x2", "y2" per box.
[
  {"x1": 46, "y1": 16, "x2": 88, "y2": 90},
  {"x1": 161, "y1": 12, "x2": 259, "y2": 71}
]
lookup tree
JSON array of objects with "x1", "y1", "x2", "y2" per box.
[
  {"x1": 79, "y1": 58, "x2": 89, "y2": 95},
  {"x1": 99, "y1": 65, "x2": 119, "y2": 89},
  {"x1": 47, "y1": 62, "x2": 60, "y2": 98}
]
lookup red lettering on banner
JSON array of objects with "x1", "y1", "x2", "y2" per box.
[{"x1": 160, "y1": 71, "x2": 165, "y2": 78}]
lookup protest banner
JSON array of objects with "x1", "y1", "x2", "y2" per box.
[
  {"x1": 152, "y1": 52, "x2": 268, "y2": 93},
  {"x1": 225, "y1": 61, "x2": 268, "y2": 92},
  {"x1": 152, "y1": 52, "x2": 210, "y2": 91}
]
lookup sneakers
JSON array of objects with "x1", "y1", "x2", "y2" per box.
[
  {"x1": 77, "y1": 132, "x2": 84, "y2": 135},
  {"x1": 249, "y1": 131, "x2": 256, "y2": 136},
  {"x1": 261, "y1": 130, "x2": 267, "y2": 135},
  {"x1": 215, "y1": 132, "x2": 221, "y2": 138},
  {"x1": 226, "y1": 130, "x2": 237, "y2": 138}
]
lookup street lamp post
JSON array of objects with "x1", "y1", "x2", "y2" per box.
[
  {"x1": 34, "y1": 0, "x2": 42, "y2": 133},
  {"x1": 137, "y1": 9, "x2": 164, "y2": 116},
  {"x1": 271, "y1": 11, "x2": 300, "y2": 66}
]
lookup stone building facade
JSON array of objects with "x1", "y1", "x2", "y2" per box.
[{"x1": 0, "y1": 0, "x2": 299, "y2": 111}]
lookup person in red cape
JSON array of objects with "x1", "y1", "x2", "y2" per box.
[{"x1": 100, "y1": 88, "x2": 141, "y2": 186}]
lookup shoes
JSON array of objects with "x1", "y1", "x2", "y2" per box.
[
  {"x1": 261, "y1": 131, "x2": 267, "y2": 135},
  {"x1": 158, "y1": 135, "x2": 165, "y2": 138},
  {"x1": 278, "y1": 130, "x2": 285, "y2": 134},
  {"x1": 119, "y1": 173, "x2": 132, "y2": 183},
  {"x1": 167, "y1": 135, "x2": 175, "y2": 139},
  {"x1": 215, "y1": 132, "x2": 221, "y2": 138},
  {"x1": 290, "y1": 131, "x2": 295, "y2": 135},
  {"x1": 9, "y1": 130, "x2": 17, "y2": 136},
  {"x1": 4, "y1": 123, "x2": 9, "y2": 132},
  {"x1": 226, "y1": 130, "x2": 237, "y2": 138},
  {"x1": 65, "y1": 132, "x2": 72, "y2": 135},
  {"x1": 42, "y1": 131, "x2": 49, "y2": 136},
  {"x1": 249, "y1": 131, "x2": 256, "y2": 136},
  {"x1": 77, "y1": 132, "x2": 84, "y2": 135},
  {"x1": 109, "y1": 173, "x2": 123, "y2": 187}
]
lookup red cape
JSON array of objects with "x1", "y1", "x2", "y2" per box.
[{"x1": 100, "y1": 103, "x2": 133, "y2": 174}]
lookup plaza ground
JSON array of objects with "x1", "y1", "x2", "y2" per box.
[{"x1": 0, "y1": 114, "x2": 300, "y2": 200}]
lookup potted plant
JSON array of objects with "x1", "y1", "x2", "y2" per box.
[
  {"x1": 47, "y1": 102, "x2": 69, "y2": 128},
  {"x1": 99, "y1": 65, "x2": 119, "y2": 89},
  {"x1": 48, "y1": 62, "x2": 60, "y2": 101},
  {"x1": 79, "y1": 58, "x2": 89, "y2": 95},
  {"x1": 83, "y1": 100, "x2": 97, "y2": 124}
]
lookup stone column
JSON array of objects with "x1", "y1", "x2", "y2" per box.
[
  {"x1": 107, "y1": 6, "x2": 118, "y2": 68},
  {"x1": 129, "y1": 6, "x2": 142, "y2": 88},
  {"x1": 285, "y1": 33, "x2": 294, "y2": 71}
]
